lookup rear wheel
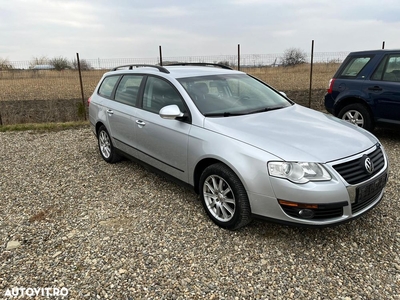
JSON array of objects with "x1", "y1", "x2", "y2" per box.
[
  {"x1": 97, "y1": 125, "x2": 121, "y2": 163},
  {"x1": 338, "y1": 103, "x2": 374, "y2": 131},
  {"x1": 199, "y1": 163, "x2": 252, "y2": 230}
]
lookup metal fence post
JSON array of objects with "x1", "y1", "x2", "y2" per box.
[
  {"x1": 308, "y1": 40, "x2": 314, "y2": 108},
  {"x1": 238, "y1": 44, "x2": 241, "y2": 71},
  {"x1": 159, "y1": 46, "x2": 163, "y2": 66},
  {"x1": 76, "y1": 53, "x2": 87, "y2": 120}
]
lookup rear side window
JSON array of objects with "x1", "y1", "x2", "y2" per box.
[
  {"x1": 98, "y1": 76, "x2": 119, "y2": 98},
  {"x1": 339, "y1": 56, "x2": 372, "y2": 78},
  {"x1": 114, "y1": 75, "x2": 144, "y2": 106},
  {"x1": 371, "y1": 54, "x2": 400, "y2": 82}
]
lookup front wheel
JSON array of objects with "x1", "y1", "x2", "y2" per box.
[
  {"x1": 97, "y1": 125, "x2": 121, "y2": 163},
  {"x1": 338, "y1": 103, "x2": 374, "y2": 131},
  {"x1": 199, "y1": 163, "x2": 252, "y2": 230}
]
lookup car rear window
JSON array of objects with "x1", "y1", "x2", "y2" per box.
[
  {"x1": 98, "y1": 75, "x2": 120, "y2": 98},
  {"x1": 339, "y1": 56, "x2": 372, "y2": 78}
]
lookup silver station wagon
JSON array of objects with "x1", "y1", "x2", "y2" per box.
[{"x1": 88, "y1": 63, "x2": 389, "y2": 230}]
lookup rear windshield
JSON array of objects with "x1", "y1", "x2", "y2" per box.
[{"x1": 338, "y1": 56, "x2": 373, "y2": 78}]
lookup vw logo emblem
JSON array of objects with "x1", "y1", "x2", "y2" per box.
[{"x1": 364, "y1": 156, "x2": 374, "y2": 174}]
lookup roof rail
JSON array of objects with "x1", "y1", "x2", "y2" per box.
[
  {"x1": 165, "y1": 62, "x2": 233, "y2": 70},
  {"x1": 111, "y1": 64, "x2": 170, "y2": 74}
]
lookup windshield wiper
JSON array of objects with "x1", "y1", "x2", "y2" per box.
[
  {"x1": 203, "y1": 106, "x2": 287, "y2": 117},
  {"x1": 245, "y1": 106, "x2": 286, "y2": 114},
  {"x1": 203, "y1": 112, "x2": 241, "y2": 117}
]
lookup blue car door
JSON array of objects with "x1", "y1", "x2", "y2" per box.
[{"x1": 366, "y1": 53, "x2": 400, "y2": 123}]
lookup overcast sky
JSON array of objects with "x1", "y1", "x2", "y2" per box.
[{"x1": 1, "y1": 0, "x2": 400, "y2": 61}]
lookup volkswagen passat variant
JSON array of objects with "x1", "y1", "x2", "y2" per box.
[{"x1": 89, "y1": 63, "x2": 388, "y2": 230}]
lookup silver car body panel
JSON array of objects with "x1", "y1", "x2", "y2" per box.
[
  {"x1": 89, "y1": 66, "x2": 389, "y2": 226},
  {"x1": 133, "y1": 108, "x2": 191, "y2": 182},
  {"x1": 202, "y1": 105, "x2": 378, "y2": 163}
]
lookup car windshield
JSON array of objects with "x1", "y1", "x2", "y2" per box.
[{"x1": 177, "y1": 74, "x2": 292, "y2": 116}]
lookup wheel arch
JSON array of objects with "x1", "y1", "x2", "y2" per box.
[
  {"x1": 193, "y1": 158, "x2": 222, "y2": 194},
  {"x1": 95, "y1": 121, "x2": 106, "y2": 136},
  {"x1": 334, "y1": 97, "x2": 374, "y2": 119},
  {"x1": 192, "y1": 147, "x2": 276, "y2": 198}
]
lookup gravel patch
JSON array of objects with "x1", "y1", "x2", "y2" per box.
[{"x1": 1, "y1": 126, "x2": 399, "y2": 299}]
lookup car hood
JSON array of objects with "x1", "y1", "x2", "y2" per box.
[{"x1": 203, "y1": 105, "x2": 378, "y2": 162}]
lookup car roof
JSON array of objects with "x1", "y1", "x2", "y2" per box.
[
  {"x1": 348, "y1": 49, "x2": 400, "y2": 55},
  {"x1": 165, "y1": 66, "x2": 244, "y2": 78},
  {"x1": 104, "y1": 64, "x2": 244, "y2": 79}
]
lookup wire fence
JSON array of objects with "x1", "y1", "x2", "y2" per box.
[
  {"x1": 0, "y1": 51, "x2": 349, "y2": 125},
  {"x1": 4, "y1": 51, "x2": 349, "y2": 70}
]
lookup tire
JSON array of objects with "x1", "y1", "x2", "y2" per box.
[
  {"x1": 338, "y1": 103, "x2": 374, "y2": 131},
  {"x1": 97, "y1": 125, "x2": 121, "y2": 163},
  {"x1": 199, "y1": 163, "x2": 252, "y2": 230}
]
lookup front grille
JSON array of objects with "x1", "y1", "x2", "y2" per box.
[
  {"x1": 333, "y1": 147, "x2": 385, "y2": 185},
  {"x1": 281, "y1": 202, "x2": 347, "y2": 220}
]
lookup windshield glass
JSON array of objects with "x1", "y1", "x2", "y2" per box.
[{"x1": 177, "y1": 74, "x2": 292, "y2": 116}]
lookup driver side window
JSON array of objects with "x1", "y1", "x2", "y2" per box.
[{"x1": 142, "y1": 77, "x2": 185, "y2": 113}]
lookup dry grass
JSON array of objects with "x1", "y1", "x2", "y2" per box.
[
  {"x1": 0, "y1": 70, "x2": 104, "y2": 101},
  {"x1": 0, "y1": 121, "x2": 89, "y2": 132},
  {"x1": 243, "y1": 63, "x2": 339, "y2": 91},
  {"x1": 0, "y1": 63, "x2": 339, "y2": 102}
]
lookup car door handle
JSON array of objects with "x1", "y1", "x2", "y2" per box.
[
  {"x1": 106, "y1": 109, "x2": 114, "y2": 115},
  {"x1": 136, "y1": 120, "x2": 146, "y2": 127},
  {"x1": 368, "y1": 86, "x2": 382, "y2": 91}
]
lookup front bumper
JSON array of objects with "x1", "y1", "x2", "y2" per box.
[{"x1": 250, "y1": 144, "x2": 389, "y2": 226}]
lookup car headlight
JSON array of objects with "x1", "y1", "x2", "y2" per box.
[{"x1": 268, "y1": 162, "x2": 331, "y2": 184}]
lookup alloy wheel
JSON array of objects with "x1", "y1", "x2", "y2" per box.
[
  {"x1": 99, "y1": 130, "x2": 111, "y2": 159},
  {"x1": 203, "y1": 175, "x2": 236, "y2": 222},
  {"x1": 342, "y1": 109, "x2": 364, "y2": 127}
]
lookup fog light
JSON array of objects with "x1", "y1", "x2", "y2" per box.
[{"x1": 298, "y1": 209, "x2": 315, "y2": 219}]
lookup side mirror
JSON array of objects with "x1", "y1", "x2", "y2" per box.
[
  {"x1": 279, "y1": 91, "x2": 288, "y2": 98},
  {"x1": 159, "y1": 104, "x2": 184, "y2": 119}
]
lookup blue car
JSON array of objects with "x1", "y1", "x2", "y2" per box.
[{"x1": 325, "y1": 49, "x2": 400, "y2": 131}]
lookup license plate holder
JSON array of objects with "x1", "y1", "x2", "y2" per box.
[{"x1": 356, "y1": 172, "x2": 388, "y2": 204}]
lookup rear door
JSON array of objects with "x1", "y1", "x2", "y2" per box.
[
  {"x1": 102, "y1": 74, "x2": 144, "y2": 156},
  {"x1": 367, "y1": 53, "x2": 400, "y2": 123},
  {"x1": 331, "y1": 55, "x2": 374, "y2": 105},
  {"x1": 134, "y1": 76, "x2": 191, "y2": 182}
]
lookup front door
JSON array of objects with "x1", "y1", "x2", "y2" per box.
[{"x1": 134, "y1": 76, "x2": 191, "y2": 182}]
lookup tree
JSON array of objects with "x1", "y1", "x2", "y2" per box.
[
  {"x1": 50, "y1": 57, "x2": 71, "y2": 70},
  {"x1": 30, "y1": 56, "x2": 49, "y2": 68},
  {"x1": 217, "y1": 61, "x2": 231, "y2": 67},
  {"x1": 71, "y1": 59, "x2": 93, "y2": 70},
  {"x1": 281, "y1": 48, "x2": 307, "y2": 67},
  {"x1": 0, "y1": 58, "x2": 12, "y2": 70}
]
